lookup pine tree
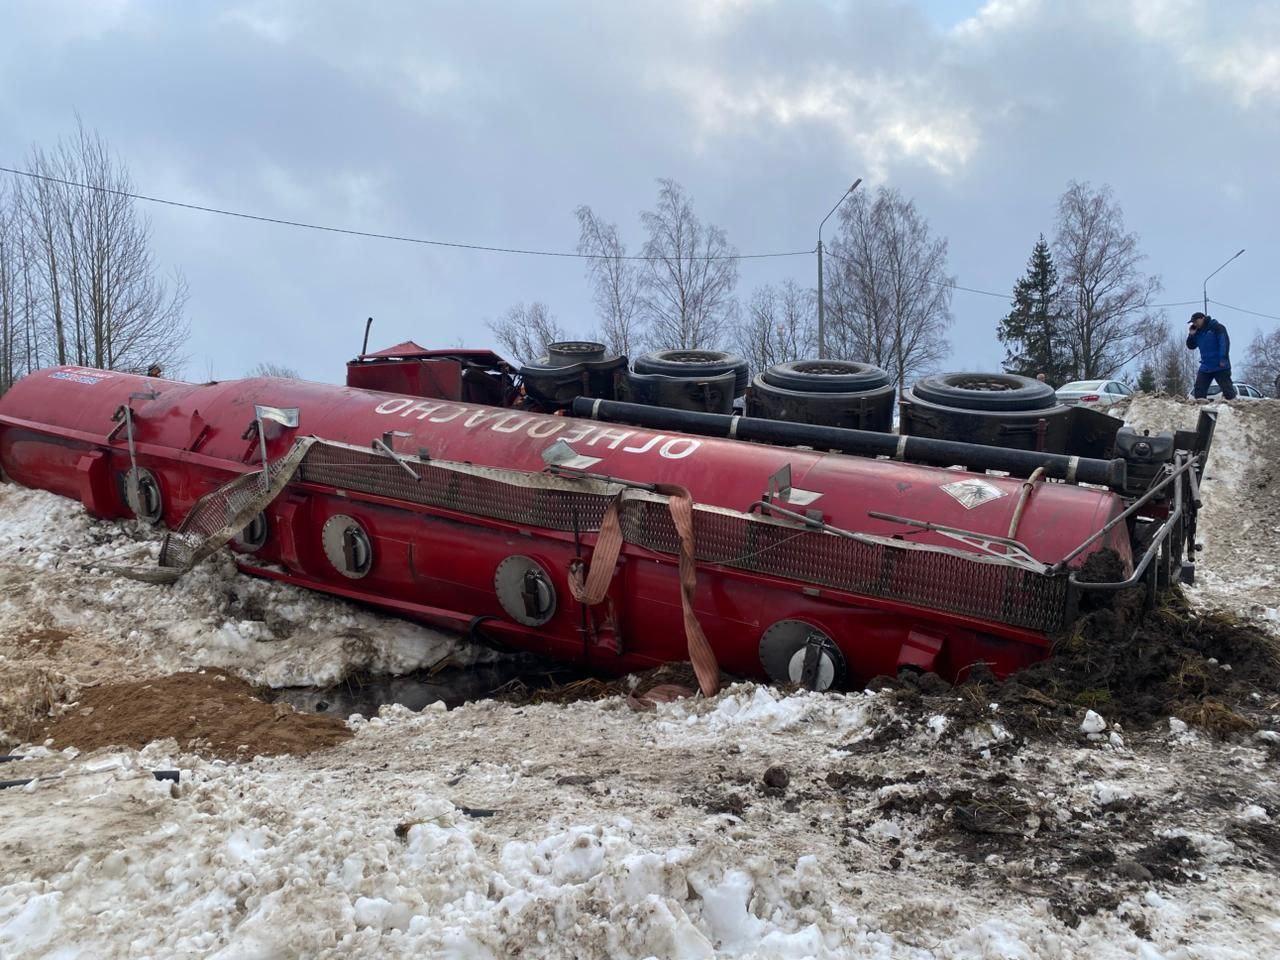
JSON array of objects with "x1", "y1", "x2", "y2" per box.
[
  {"x1": 1136, "y1": 365, "x2": 1157, "y2": 393},
  {"x1": 1160, "y1": 351, "x2": 1184, "y2": 394},
  {"x1": 997, "y1": 236, "x2": 1069, "y2": 384}
]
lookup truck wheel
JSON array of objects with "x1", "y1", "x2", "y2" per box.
[
  {"x1": 633, "y1": 350, "x2": 749, "y2": 396},
  {"x1": 747, "y1": 376, "x2": 896, "y2": 432},
  {"x1": 545, "y1": 341, "x2": 607, "y2": 367},
  {"x1": 761, "y1": 360, "x2": 890, "y2": 394},
  {"x1": 617, "y1": 369, "x2": 737, "y2": 414},
  {"x1": 911, "y1": 372, "x2": 1056, "y2": 412}
]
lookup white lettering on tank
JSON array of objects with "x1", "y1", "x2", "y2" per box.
[
  {"x1": 622, "y1": 434, "x2": 665, "y2": 454},
  {"x1": 586, "y1": 427, "x2": 636, "y2": 449},
  {"x1": 372, "y1": 396, "x2": 701, "y2": 462},
  {"x1": 525, "y1": 419, "x2": 565, "y2": 439},
  {"x1": 427, "y1": 405, "x2": 465, "y2": 423},
  {"x1": 659, "y1": 437, "x2": 700, "y2": 459},
  {"x1": 491, "y1": 414, "x2": 533, "y2": 433},
  {"x1": 463, "y1": 410, "x2": 504, "y2": 428},
  {"x1": 403, "y1": 400, "x2": 446, "y2": 420}
]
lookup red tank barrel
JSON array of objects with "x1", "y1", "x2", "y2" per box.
[{"x1": 0, "y1": 365, "x2": 1134, "y2": 686}]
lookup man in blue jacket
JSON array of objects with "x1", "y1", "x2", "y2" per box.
[{"x1": 1186, "y1": 312, "x2": 1237, "y2": 399}]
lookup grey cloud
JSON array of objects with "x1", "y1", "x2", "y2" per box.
[{"x1": 0, "y1": 0, "x2": 1274, "y2": 381}]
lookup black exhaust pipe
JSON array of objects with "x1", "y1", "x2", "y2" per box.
[{"x1": 571, "y1": 398, "x2": 1127, "y2": 490}]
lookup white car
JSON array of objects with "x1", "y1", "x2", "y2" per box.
[
  {"x1": 1055, "y1": 379, "x2": 1131, "y2": 408},
  {"x1": 1208, "y1": 382, "x2": 1267, "y2": 399}
]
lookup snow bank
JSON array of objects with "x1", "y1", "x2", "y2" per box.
[
  {"x1": 1120, "y1": 395, "x2": 1280, "y2": 627},
  {"x1": 0, "y1": 483, "x2": 490, "y2": 693},
  {"x1": 3, "y1": 691, "x2": 1279, "y2": 958}
]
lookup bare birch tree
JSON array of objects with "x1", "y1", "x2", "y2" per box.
[
  {"x1": 10, "y1": 119, "x2": 189, "y2": 377},
  {"x1": 1242, "y1": 327, "x2": 1280, "y2": 397},
  {"x1": 3, "y1": 175, "x2": 49, "y2": 392},
  {"x1": 639, "y1": 179, "x2": 739, "y2": 350},
  {"x1": 248, "y1": 362, "x2": 301, "y2": 379},
  {"x1": 826, "y1": 188, "x2": 952, "y2": 388},
  {"x1": 0, "y1": 181, "x2": 17, "y2": 393},
  {"x1": 736, "y1": 280, "x2": 816, "y2": 374},
  {"x1": 575, "y1": 205, "x2": 643, "y2": 356},
  {"x1": 487, "y1": 301, "x2": 565, "y2": 365},
  {"x1": 1053, "y1": 181, "x2": 1162, "y2": 380},
  {"x1": 18, "y1": 149, "x2": 69, "y2": 366}
]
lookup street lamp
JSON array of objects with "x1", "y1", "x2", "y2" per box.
[
  {"x1": 816, "y1": 178, "x2": 862, "y2": 359},
  {"x1": 1203, "y1": 248, "x2": 1245, "y2": 316}
]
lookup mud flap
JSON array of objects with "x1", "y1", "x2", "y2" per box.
[
  {"x1": 77, "y1": 450, "x2": 122, "y2": 519},
  {"x1": 898, "y1": 628, "x2": 945, "y2": 674}
]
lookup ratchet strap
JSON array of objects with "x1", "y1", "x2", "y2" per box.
[{"x1": 568, "y1": 484, "x2": 720, "y2": 697}]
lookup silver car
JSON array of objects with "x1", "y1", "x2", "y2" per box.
[
  {"x1": 1208, "y1": 382, "x2": 1266, "y2": 398},
  {"x1": 1055, "y1": 379, "x2": 1131, "y2": 408}
]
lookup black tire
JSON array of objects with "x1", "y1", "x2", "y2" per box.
[
  {"x1": 761, "y1": 360, "x2": 890, "y2": 394},
  {"x1": 633, "y1": 350, "x2": 749, "y2": 396},
  {"x1": 616, "y1": 369, "x2": 736, "y2": 414},
  {"x1": 898, "y1": 389, "x2": 1072, "y2": 453},
  {"x1": 545, "y1": 341, "x2": 607, "y2": 367},
  {"x1": 519, "y1": 355, "x2": 626, "y2": 407},
  {"x1": 747, "y1": 376, "x2": 896, "y2": 432},
  {"x1": 911, "y1": 372, "x2": 1056, "y2": 412}
]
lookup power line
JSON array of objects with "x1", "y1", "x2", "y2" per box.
[
  {"x1": 1210, "y1": 299, "x2": 1280, "y2": 322},
  {"x1": 0, "y1": 164, "x2": 809, "y2": 262},
  {"x1": 821, "y1": 247, "x2": 1206, "y2": 310},
  {"x1": 5, "y1": 163, "x2": 1273, "y2": 318}
]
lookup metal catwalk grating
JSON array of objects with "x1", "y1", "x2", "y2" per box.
[{"x1": 293, "y1": 441, "x2": 1069, "y2": 634}]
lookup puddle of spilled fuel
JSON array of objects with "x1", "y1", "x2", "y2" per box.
[{"x1": 267, "y1": 654, "x2": 586, "y2": 718}]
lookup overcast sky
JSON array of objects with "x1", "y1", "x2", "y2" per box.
[{"x1": 1, "y1": 0, "x2": 1276, "y2": 382}]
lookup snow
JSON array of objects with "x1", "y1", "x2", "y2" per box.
[
  {"x1": 4, "y1": 398, "x2": 1280, "y2": 957},
  {"x1": 0, "y1": 483, "x2": 491, "y2": 694},
  {"x1": 2, "y1": 681, "x2": 1279, "y2": 958},
  {"x1": 1117, "y1": 395, "x2": 1280, "y2": 629}
]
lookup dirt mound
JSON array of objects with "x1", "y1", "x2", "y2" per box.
[
  {"x1": 933, "y1": 586, "x2": 1280, "y2": 737},
  {"x1": 493, "y1": 661, "x2": 706, "y2": 707},
  {"x1": 1003, "y1": 591, "x2": 1278, "y2": 730},
  {"x1": 39, "y1": 670, "x2": 352, "y2": 759}
]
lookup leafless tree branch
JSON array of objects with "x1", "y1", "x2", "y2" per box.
[
  {"x1": 486, "y1": 301, "x2": 566, "y2": 365},
  {"x1": 826, "y1": 188, "x2": 952, "y2": 388}
]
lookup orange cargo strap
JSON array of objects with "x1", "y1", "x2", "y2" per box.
[{"x1": 568, "y1": 486, "x2": 720, "y2": 697}]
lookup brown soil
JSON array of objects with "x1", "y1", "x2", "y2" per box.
[
  {"x1": 493, "y1": 661, "x2": 707, "y2": 707},
  {"x1": 994, "y1": 587, "x2": 1280, "y2": 732},
  {"x1": 0, "y1": 666, "x2": 72, "y2": 749},
  {"x1": 39, "y1": 670, "x2": 352, "y2": 760},
  {"x1": 898, "y1": 584, "x2": 1280, "y2": 738},
  {"x1": 19, "y1": 627, "x2": 72, "y2": 656}
]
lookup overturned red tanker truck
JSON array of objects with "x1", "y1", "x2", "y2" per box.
[{"x1": 0, "y1": 342, "x2": 1212, "y2": 695}]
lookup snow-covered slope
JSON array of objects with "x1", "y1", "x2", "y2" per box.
[
  {"x1": 0, "y1": 483, "x2": 489, "y2": 692},
  {"x1": 3, "y1": 686, "x2": 1280, "y2": 958},
  {"x1": 1118, "y1": 395, "x2": 1280, "y2": 628}
]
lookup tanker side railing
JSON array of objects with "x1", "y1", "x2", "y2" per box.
[{"x1": 150, "y1": 437, "x2": 1075, "y2": 635}]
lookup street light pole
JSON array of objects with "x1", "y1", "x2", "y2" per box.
[
  {"x1": 1203, "y1": 248, "x2": 1245, "y2": 316},
  {"x1": 817, "y1": 178, "x2": 862, "y2": 359}
]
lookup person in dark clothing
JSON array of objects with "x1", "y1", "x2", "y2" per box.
[{"x1": 1186, "y1": 312, "x2": 1237, "y2": 399}]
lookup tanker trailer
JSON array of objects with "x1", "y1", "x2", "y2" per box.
[{"x1": 0, "y1": 354, "x2": 1210, "y2": 695}]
